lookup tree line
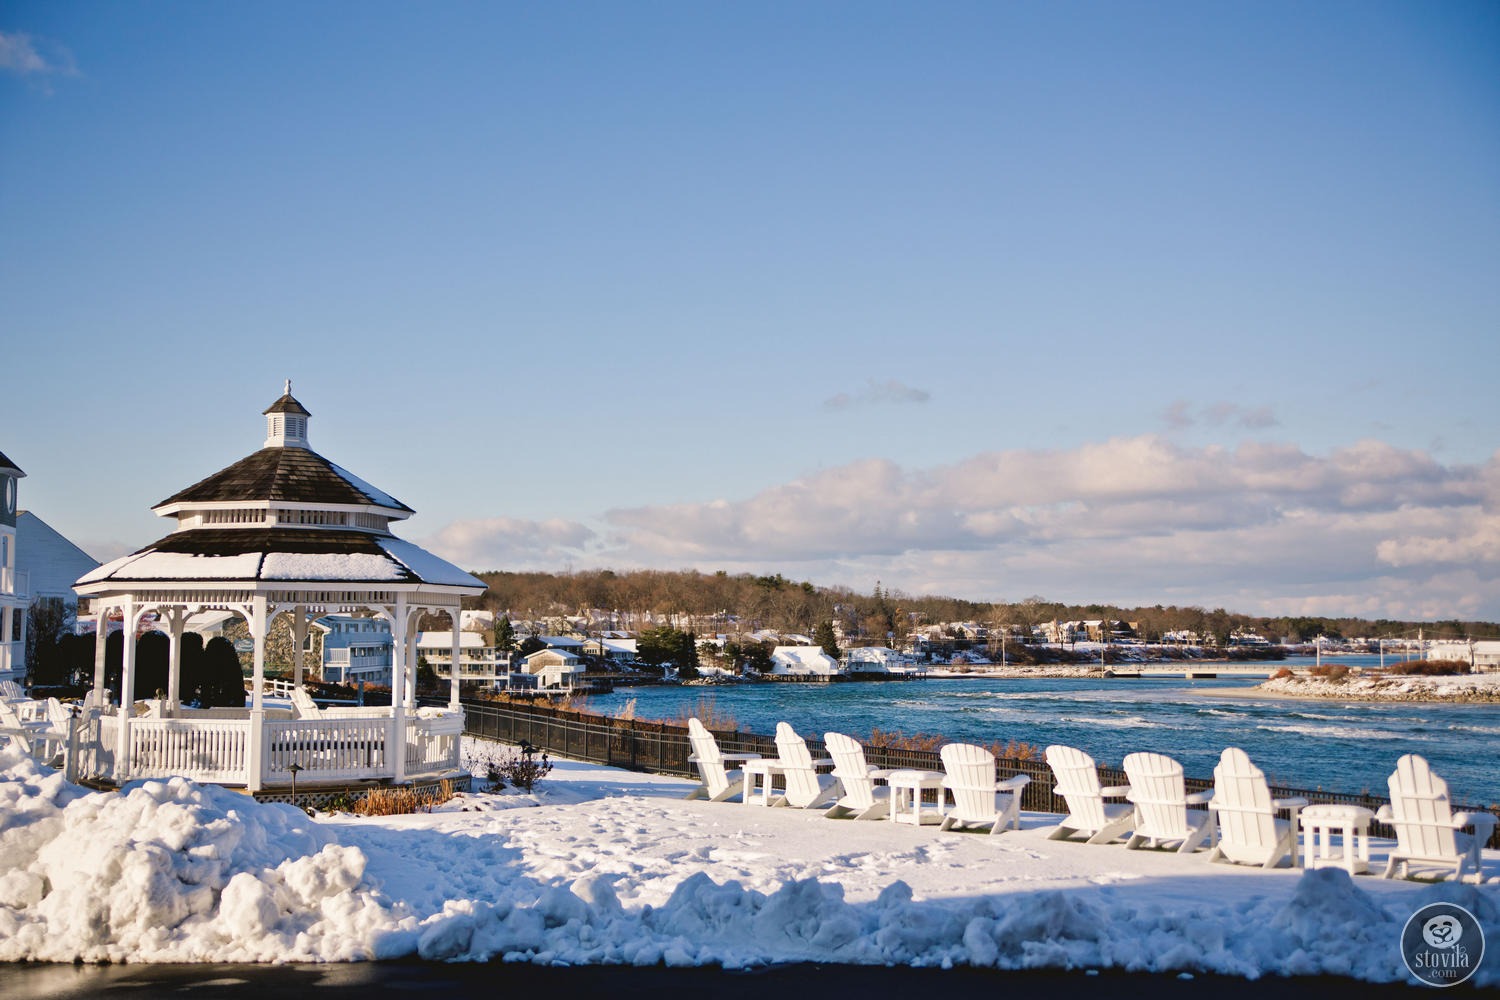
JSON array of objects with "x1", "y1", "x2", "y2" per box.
[{"x1": 467, "y1": 568, "x2": 1500, "y2": 644}]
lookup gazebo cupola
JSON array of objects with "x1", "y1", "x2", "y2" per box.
[
  {"x1": 73, "y1": 385, "x2": 485, "y2": 792},
  {"x1": 263, "y1": 379, "x2": 311, "y2": 449}
]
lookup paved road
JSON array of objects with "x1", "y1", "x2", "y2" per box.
[{"x1": 2, "y1": 960, "x2": 1440, "y2": 998}]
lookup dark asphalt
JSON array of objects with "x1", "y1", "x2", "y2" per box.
[{"x1": 1, "y1": 961, "x2": 1451, "y2": 999}]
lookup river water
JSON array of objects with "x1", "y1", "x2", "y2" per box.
[{"x1": 582, "y1": 656, "x2": 1500, "y2": 805}]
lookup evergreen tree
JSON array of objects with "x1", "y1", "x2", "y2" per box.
[
  {"x1": 200, "y1": 637, "x2": 247, "y2": 708},
  {"x1": 814, "y1": 621, "x2": 840, "y2": 659},
  {"x1": 494, "y1": 616, "x2": 516, "y2": 652}
]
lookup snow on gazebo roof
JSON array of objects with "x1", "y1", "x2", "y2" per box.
[{"x1": 76, "y1": 530, "x2": 483, "y2": 589}]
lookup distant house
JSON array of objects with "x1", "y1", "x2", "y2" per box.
[
  {"x1": 0, "y1": 451, "x2": 25, "y2": 679},
  {"x1": 769, "y1": 645, "x2": 840, "y2": 677},
  {"x1": 1426, "y1": 639, "x2": 1500, "y2": 673},
  {"x1": 581, "y1": 637, "x2": 637, "y2": 666},
  {"x1": 416, "y1": 629, "x2": 510, "y2": 688},
  {"x1": 843, "y1": 646, "x2": 922, "y2": 676},
  {"x1": 15, "y1": 510, "x2": 99, "y2": 614},
  {"x1": 459, "y1": 610, "x2": 494, "y2": 632},
  {"x1": 314, "y1": 615, "x2": 395, "y2": 686},
  {"x1": 520, "y1": 647, "x2": 585, "y2": 689},
  {"x1": 538, "y1": 635, "x2": 586, "y2": 653}
]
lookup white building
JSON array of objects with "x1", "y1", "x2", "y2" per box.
[
  {"x1": 416, "y1": 629, "x2": 509, "y2": 687},
  {"x1": 519, "y1": 647, "x2": 585, "y2": 690},
  {"x1": 842, "y1": 646, "x2": 922, "y2": 676},
  {"x1": 315, "y1": 615, "x2": 395, "y2": 685},
  {"x1": 15, "y1": 511, "x2": 99, "y2": 615},
  {"x1": 1426, "y1": 639, "x2": 1500, "y2": 673},
  {"x1": 769, "y1": 645, "x2": 841, "y2": 677},
  {"x1": 0, "y1": 451, "x2": 25, "y2": 679}
]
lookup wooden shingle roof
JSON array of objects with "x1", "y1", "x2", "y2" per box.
[{"x1": 154, "y1": 447, "x2": 413, "y2": 513}]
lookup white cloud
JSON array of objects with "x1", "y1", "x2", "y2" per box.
[
  {"x1": 595, "y1": 437, "x2": 1500, "y2": 618},
  {"x1": 418, "y1": 438, "x2": 1500, "y2": 619},
  {"x1": 0, "y1": 31, "x2": 76, "y2": 81},
  {"x1": 414, "y1": 516, "x2": 597, "y2": 573}
]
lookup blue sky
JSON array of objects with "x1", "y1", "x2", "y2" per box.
[{"x1": 3, "y1": 2, "x2": 1497, "y2": 621}]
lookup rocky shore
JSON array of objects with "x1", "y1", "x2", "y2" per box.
[{"x1": 1251, "y1": 671, "x2": 1500, "y2": 704}]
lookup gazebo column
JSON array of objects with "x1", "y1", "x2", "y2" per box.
[
  {"x1": 113, "y1": 599, "x2": 138, "y2": 782},
  {"x1": 163, "y1": 605, "x2": 188, "y2": 712},
  {"x1": 91, "y1": 600, "x2": 112, "y2": 700},
  {"x1": 390, "y1": 596, "x2": 408, "y2": 784},
  {"x1": 449, "y1": 609, "x2": 462, "y2": 709},
  {"x1": 404, "y1": 616, "x2": 420, "y2": 708},
  {"x1": 246, "y1": 595, "x2": 267, "y2": 792},
  {"x1": 292, "y1": 605, "x2": 308, "y2": 687}
]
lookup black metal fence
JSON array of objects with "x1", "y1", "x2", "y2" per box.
[{"x1": 459, "y1": 698, "x2": 1500, "y2": 849}]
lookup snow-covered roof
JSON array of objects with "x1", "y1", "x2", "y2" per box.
[
  {"x1": 415, "y1": 631, "x2": 490, "y2": 649},
  {"x1": 770, "y1": 645, "x2": 839, "y2": 674},
  {"x1": 75, "y1": 529, "x2": 484, "y2": 591}
]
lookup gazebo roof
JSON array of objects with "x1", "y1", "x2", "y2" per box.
[
  {"x1": 75, "y1": 386, "x2": 484, "y2": 599},
  {"x1": 0, "y1": 450, "x2": 23, "y2": 477},
  {"x1": 155, "y1": 446, "x2": 413, "y2": 514}
]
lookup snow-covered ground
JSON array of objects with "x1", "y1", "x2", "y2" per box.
[{"x1": 1, "y1": 740, "x2": 1496, "y2": 985}]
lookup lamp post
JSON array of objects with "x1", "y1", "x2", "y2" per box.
[{"x1": 287, "y1": 762, "x2": 303, "y2": 805}]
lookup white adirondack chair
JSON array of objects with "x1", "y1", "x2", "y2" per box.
[
  {"x1": 1122, "y1": 751, "x2": 1215, "y2": 854},
  {"x1": 1376, "y1": 754, "x2": 1496, "y2": 884},
  {"x1": 684, "y1": 717, "x2": 761, "y2": 802},
  {"x1": 0, "y1": 678, "x2": 26, "y2": 702},
  {"x1": 0, "y1": 696, "x2": 64, "y2": 763},
  {"x1": 823, "y1": 731, "x2": 894, "y2": 820},
  {"x1": 766, "y1": 722, "x2": 839, "y2": 809},
  {"x1": 1207, "y1": 747, "x2": 1305, "y2": 869},
  {"x1": 1044, "y1": 744, "x2": 1135, "y2": 845},
  {"x1": 289, "y1": 686, "x2": 323, "y2": 719},
  {"x1": 937, "y1": 742, "x2": 1030, "y2": 834}
]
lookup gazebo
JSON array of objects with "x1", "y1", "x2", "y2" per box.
[{"x1": 72, "y1": 384, "x2": 486, "y2": 794}]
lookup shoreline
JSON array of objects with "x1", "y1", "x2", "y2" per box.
[{"x1": 1194, "y1": 679, "x2": 1500, "y2": 705}]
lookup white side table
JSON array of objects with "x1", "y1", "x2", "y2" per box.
[
  {"x1": 1301, "y1": 804, "x2": 1374, "y2": 875},
  {"x1": 741, "y1": 758, "x2": 785, "y2": 807},
  {"x1": 887, "y1": 769, "x2": 947, "y2": 826}
]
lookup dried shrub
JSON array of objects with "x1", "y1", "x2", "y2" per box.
[
  {"x1": 987, "y1": 739, "x2": 1039, "y2": 762},
  {"x1": 1271, "y1": 667, "x2": 1293, "y2": 680},
  {"x1": 1387, "y1": 658, "x2": 1470, "y2": 676},
  {"x1": 866, "y1": 728, "x2": 946, "y2": 752},
  {"x1": 1309, "y1": 663, "x2": 1349, "y2": 681},
  {"x1": 664, "y1": 695, "x2": 737, "y2": 732},
  {"x1": 613, "y1": 697, "x2": 638, "y2": 721},
  {"x1": 353, "y1": 780, "x2": 453, "y2": 816}
]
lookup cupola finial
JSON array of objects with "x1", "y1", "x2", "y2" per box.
[{"x1": 284, "y1": 378, "x2": 292, "y2": 395}]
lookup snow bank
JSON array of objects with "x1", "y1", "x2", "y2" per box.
[
  {"x1": 0, "y1": 747, "x2": 397, "y2": 962},
  {"x1": 2, "y1": 745, "x2": 1496, "y2": 984}
]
